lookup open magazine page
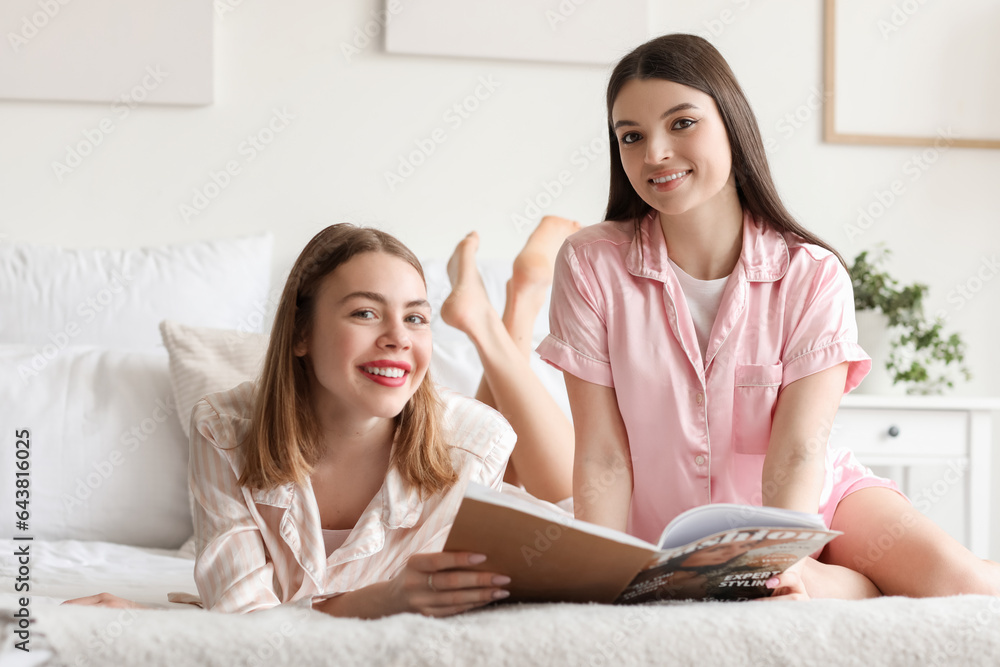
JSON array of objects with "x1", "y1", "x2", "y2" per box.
[
  {"x1": 656, "y1": 503, "x2": 828, "y2": 550},
  {"x1": 615, "y1": 526, "x2": 838, "y2": 603}
]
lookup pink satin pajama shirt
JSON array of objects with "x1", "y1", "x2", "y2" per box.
[{"x1": 537, "y1": 211, "x2": 899, "y2": 544}]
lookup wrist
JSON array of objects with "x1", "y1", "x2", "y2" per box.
[{"x1": 313, "y1": 581, "x2": 397, "y2": 619}]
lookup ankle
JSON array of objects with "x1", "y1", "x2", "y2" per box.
[{"x1": 501, "y1": 281, "x2": 546, "y2": 328}]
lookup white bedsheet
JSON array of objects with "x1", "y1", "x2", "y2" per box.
[{"x1": 0, "y1": 538, "x2": 196, "y2": 608}]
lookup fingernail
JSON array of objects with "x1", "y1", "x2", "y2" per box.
[
  {"x1": 765, "y1": 577, "x2": 780, "y2": 589},
  {"x1": 492, "y1": 589, "x2": 510, "y2": 600},
  {"x1": 468, "y1": 554, "x2": 487, "y2": 564},
  {"x1": 492, "y1": 575, "x2": 511, "y2": 586}
]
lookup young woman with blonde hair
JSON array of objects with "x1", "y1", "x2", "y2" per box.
[{"x1": 68, "y1": 218, "x2": 578, "y2": 616}]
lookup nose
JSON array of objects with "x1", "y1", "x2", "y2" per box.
[
  {"x1": 378, "y1": 320, "x2": 411, "y2": 350},
  {"x1": 644, "y1": 131, "x2": 672, "y2": 165}
]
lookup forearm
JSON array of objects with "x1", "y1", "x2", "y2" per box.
[
  {"x1": 763, "y1": 363, "x2": 847, "y2": 514},
  {"x1": 761, "y1": 451, "x2": 824, "y2": 513},
  {"x1": 312, "y1": 581, "x2": 396, "y2": 619},
  {"x1": 574, "y1": 454, "x2": 632, "y2": 531},
  {"x1": 564, "y1": 373, "x2": 632, "y2": 531}
]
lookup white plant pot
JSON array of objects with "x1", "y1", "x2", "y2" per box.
[{"x1": 854, "y1": 310, "x2": 903, "y2": 395}]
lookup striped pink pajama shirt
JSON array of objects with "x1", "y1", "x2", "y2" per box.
[{"x1": 188, "y1": 381, "x2": 514, "y2": 613}]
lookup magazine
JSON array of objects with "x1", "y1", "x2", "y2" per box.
[{"x1": 442, "y1": 482, "x2": 840, "y2": 603}]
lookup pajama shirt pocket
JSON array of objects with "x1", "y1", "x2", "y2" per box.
[{"x1": 732, "y1": 363, "x2": 783, "y2": 454}]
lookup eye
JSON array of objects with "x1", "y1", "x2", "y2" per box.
[
  {"x1": 672, "y1": 118, "x2": 698, "y2": 130},
  {"x1": 619, "y1": 131, "x2": 641, "y2": 145},
  {"x1": 405, "y1": 313, "x2": 430, "y2": 325},
  {"x1": 352, "y1": 309, "x2": 376, "y2": 320}
]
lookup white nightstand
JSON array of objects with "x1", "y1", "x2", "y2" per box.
[{"x1": 832, "y1": 395, "x2": 1000, "y2": 558}]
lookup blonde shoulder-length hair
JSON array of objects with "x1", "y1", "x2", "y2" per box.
[{"x1": 238, "y1": 223, "x2": 457, "y2": 494}]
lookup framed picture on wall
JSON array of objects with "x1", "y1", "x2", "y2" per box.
[
  {"x1": 823, "y1": 0, "x2": 1000, "y2": 149},
  {"x1": 384, "y1": 0, "x2": 648, "y2": 66},
  {"x1": 0, "y1": 0, "x2": 213, "y2": 105}
]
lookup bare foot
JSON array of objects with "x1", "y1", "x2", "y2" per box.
[
  {"x1": 510, "y1": 216, "x2": 581, "y2": 295},
  {"x1": 440, "y1": 232, "x2": 495, "y2": 337},
  {"x1": 786, "y1": 558, "x2": 880, "y2": 600}
]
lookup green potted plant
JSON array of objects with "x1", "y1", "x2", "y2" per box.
[{"x1": 849, "y1": 247, "x2": 970, "y2": 395}]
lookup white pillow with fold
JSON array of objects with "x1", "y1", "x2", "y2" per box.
[
  {"x1": 0, "y1": 234, "x2": 274, "y2": 349},
  {"x1": 0, "y1": 346, "x2": 191, "y2": 549},
  {"x1": 159, "y1": 321, "x2": 269, "y2": 556},
  {"x1": 159, "y1": 320, "x2": 269, "y2": 438}
]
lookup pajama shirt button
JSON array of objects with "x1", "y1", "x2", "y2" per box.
[
  {"x1": 695, "y1": 393, "x2": 704, "y2": 405},
  {"x1": 694, "y1": 455, "x2": 706, "y2": 466}
]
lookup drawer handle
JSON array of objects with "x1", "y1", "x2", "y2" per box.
[{"x1": 887, "y1": 425, "x2": 900, "y2": 438}]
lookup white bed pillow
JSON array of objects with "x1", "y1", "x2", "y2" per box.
[
  {"x1": 0, "y1": 234, "x2": 274, "y2": 349},
  {"x1": 0, "y1": 235, "x2": 274, "y2": 548},
  {"x1": 0, "y1": 346, "x2": 191, "y2": 548}
]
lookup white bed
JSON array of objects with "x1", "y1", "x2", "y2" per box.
[
  {"x1": 1, "y1": 538, "x2": 999, "y2": 666},
  {"x1": 1, "y1": 235, "x2": 999, "y2": 666}
]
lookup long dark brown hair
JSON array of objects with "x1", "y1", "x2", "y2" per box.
[
  {"x1": 604, "y1": 33, "x2": 845, "y2": 268},
  {"x1": 239, "y1": 224, "x2": 457, "y2": 494}
]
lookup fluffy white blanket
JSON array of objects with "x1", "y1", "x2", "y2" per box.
[{"x1": 3, "y1": 595, "x2": 1000, "y2": 667}]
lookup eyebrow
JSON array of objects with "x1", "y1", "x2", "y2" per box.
[
  {"x1": 612, "y1": 102, "x2": 700, "y2": 130},
  {"x1": 340, "y1": 291, "x2": 430, "y2": 309}
]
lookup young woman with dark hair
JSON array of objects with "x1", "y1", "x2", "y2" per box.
[{"x1": 538, "y1": 33, "x2": 1000, "y2": 600}]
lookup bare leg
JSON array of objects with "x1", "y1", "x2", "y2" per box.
[
  {"x1": 440, "y1": 217, "x2": 579, "y2": 502},
  {"x1": 472, "y1": 215, "x2": 578, "y2": 421},
  {"x1": 822, "y1": 487, "x2": 1000, "y2": 597}
]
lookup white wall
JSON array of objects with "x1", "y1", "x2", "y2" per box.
[{"x1": 2, "y1": 0, "x2": 998, "y2": 558}]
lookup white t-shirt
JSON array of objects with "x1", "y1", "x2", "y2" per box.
[{"x1": 668, "y1": 258, "x2": 729, "y2": 361}]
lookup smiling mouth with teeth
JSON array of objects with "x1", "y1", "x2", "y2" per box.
[
  {"x1": 362, "y1": 366, "x2": 406, "y2": 378},
  {"x1": 651, "y1": 171, "x2": 691, "y2": 184}
]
